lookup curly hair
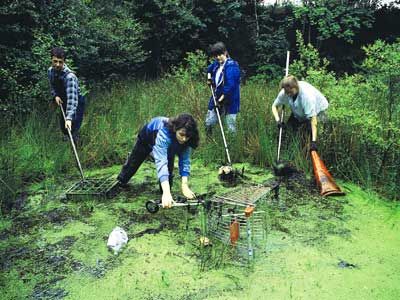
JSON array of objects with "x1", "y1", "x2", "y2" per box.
[{"x1": 166, "y1": 113, "x2": 199, "y2": 149}]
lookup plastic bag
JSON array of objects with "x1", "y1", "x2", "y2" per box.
[{"x1": 107, "y1": 226, "x2": 128, "y2": 254}]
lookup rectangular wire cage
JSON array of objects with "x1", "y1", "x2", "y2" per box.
[
  {"x1": 205, "y1": 181, "x2": 279, "y2": 264},
  {"x1": 65, "y1": 176, "x2": 119, "y2": 200}
]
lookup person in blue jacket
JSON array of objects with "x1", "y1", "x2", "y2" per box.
[
  {"x1": 206, "y1": 42, "x2": 241, "y2": 134},
  {"x1": 117, "y1": 114, "x2": 199, "y2": 208}
]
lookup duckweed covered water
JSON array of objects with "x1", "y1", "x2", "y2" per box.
[{"x1": 0, "y1": 161, "x2": 399, "y2": 299}]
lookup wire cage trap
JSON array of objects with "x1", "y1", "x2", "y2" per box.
[
  {"x1": 204, "y1": 181, "x2": 279, "y2": 265},
  {"x1": 65, "y1": 176, "x2": 119, "y2": 200}
]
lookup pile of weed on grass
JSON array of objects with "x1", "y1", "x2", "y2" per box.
[{"x1": 268, "y1": 169, "x2": 350, "y2": 246}]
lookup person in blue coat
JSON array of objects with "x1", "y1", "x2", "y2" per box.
[
  {"x1": 117, "y1": 114, "x2": 199, "y2": 208},
  {"x1": 205, "y1": 42, "x2": 241, "y2": 134}
]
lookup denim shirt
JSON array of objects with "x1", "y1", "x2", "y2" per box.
[{"x1": 142, "y1": 117, "x2": 191, "y2": 183}]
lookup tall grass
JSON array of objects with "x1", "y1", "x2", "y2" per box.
[{"x1": 1, "y1": 72, "x2": 399, "y2": 211}]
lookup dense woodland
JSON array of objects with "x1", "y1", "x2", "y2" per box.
[{"x1": 1, "y1": 0, "x2": 399, "y2": 116}]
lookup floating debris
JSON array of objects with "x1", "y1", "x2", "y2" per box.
[{"x1": 338, "y1": 259, "x2": 357, "y2": 269}]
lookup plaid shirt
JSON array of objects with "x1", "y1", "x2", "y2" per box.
[{"x1": 48, "y1": 64, "x2": 81, "y2": 120}]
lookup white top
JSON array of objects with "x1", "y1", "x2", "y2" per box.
[
  {"x1": 215, "y1": 61, "x2": 226, "y2": 87},
  {"x1": 273, "y1": 81, "x2": 329, "y2": 121}
]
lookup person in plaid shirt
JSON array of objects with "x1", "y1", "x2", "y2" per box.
[{"x1": 48, "y1": 47, "x2": 85, "y2": 143}]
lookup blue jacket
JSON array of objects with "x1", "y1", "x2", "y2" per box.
[
  {"x1": 207, "y1": 58, "x2": 241, "y2": 114},
  {"x1": 140, "y1": 117, "x2": 191, "y2": 183}
]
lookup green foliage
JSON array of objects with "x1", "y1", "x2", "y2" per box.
[
  {"x1": 251, "y1": 5, "x2": 292, "y2": 79},
  {"x1": 293, "y1": 0, "x2": 376, "y2": 47},
  {"x1": 2, "y1": 0, "x2": 400, "y2": 119},
  {"x1": 82, "y1": 2, "x2": 147, "y2": 82},
  {"x1": 0, "y1": 0, "x2": 146, "y2": 118},
  {"x1": 298, "y1": 39, "x2": 400, "y2": 194},
  {"x1": 131, "y1": 0, "x2": 205, "y2": 75},
  {"x1": 1, "y1": 1, "x2": 400, "y2": 208},
  {"x1": 361, "y1": 38, "x2": 400, "y2": 112},
  {"x1": 170, "y1": 50, "x2": 208, "y2": 84},
  {"x1": 290, "y1": 31, "x2": 330, "y2": 79}
]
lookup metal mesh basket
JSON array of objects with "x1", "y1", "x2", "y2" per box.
[
  {"x1": 205, "y1": 181, "x2": 279, "y2": 264},
  {"x1": 65, "y1": 176, "x2": 119, "y2": 200}
]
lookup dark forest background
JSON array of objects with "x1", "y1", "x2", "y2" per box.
[{"x1": 1, "y1": 0, "x2": 399, "y2": 117}]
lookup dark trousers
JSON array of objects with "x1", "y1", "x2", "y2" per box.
[
  {"x1": 117, "y1": 127, "x2": 174, "y2": 188},
  {"x1": 287, "y1": 114, "x2": 310, "y2": 130},
  {"x1": 287, "y1": 114, "x2": 311, "y2": 136},
  {"x1": 285, "y1": 114, "x2": 313, "y2": 152},
  {"x1": 59, "y1": 95, "x2": 86, "y2": 138}
]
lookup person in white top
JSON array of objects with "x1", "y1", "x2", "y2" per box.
[{"x1": 271, "y1": 75, "x2": 329, "y2": 151}]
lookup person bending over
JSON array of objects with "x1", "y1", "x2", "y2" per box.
[
  {"x1": 271, "y1": 75, "x2": 329, "y2": 151},
  {"x1": 117, "y1": 114, "x2": 199, "y2": 208}
]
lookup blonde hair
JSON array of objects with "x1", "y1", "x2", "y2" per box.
[{"x1": 280, "y1": 75, "x2": 299, "y2": 90}]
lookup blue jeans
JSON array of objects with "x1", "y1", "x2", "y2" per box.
[{"x1": 205, "y1": 109, "x2": 237, "y2": 133}]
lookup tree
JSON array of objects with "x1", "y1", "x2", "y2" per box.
[
  {"x1": 131, "y1": 0, "x2": 204, "y2": 76},
  {"x1": 293, "y1": 0, "x2": 378, "y2": 48},
  {"x1": 251, "y1": 4, "x2": 292, "y2": 78},
  {"x1": 0, "y1": 0, "x2": 147, "y2": 118}
]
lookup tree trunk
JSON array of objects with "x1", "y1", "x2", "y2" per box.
[{"x1": 254, "y1": 0, "x2": 259, "y2": 38}]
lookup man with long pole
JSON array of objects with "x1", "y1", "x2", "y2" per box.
[{"x1": 48, "y1": 47, "x2": 85, "y2": 145}]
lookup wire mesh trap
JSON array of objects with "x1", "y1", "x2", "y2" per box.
[
  {"x1": 204, "y1": 181, "x2": 279, "y2": 265},
  {"x1": 65, "y1": 176, "x2": 119, "y2": 200}
]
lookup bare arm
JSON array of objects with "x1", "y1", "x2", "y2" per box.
[
  {"x1": 161, "y1": 180, "x2": 173, "y2": 208},
  {"x1": 311, "y1": 116, "x2": 318, "y2": 141},
  {"x1": 272, "y1": 90, "x2": 286, "y2": 123},
  {"x1": 181, "y1": 176, "x2": 195, "y2": 199},
  {"x1": 272, "y1": 104, "x2": 281, "y2": 122}
]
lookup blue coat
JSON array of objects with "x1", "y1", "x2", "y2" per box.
[{"x1": 207, "y1": 58, "x2": 241, "y2": 114}]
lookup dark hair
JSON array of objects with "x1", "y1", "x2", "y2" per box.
[
  {"x1": 209, "y1": 42, "x2": 228, "y2": 57},
  {"x1": 50, "y1": 47, "x2": 66, "y2": 59},
  {"x1": 167, "y1": 113, "x2": 199, "y2": 149}
]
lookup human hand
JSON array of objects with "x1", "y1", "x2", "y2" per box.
[
  {"x1": 182, "y1": 184, "x2": 195, "y2": 200},
  {"x1": 65, "y1": 120, "x2": 72, "y2": 131},
  {"x1": 55, "y1": 96, "x2": 63, "y2": 106},
  {"x1": 310, "y1": 141, "x2": 318, "y2": 152},
  {"x1": 162, "y1": 192, "x2": 174, "y2": 208},
  {"x1": 207, "y1": 73, "x2": 212, "y2": 86}
]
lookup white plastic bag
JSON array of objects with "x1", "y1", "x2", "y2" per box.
[{"x1": 107, "y1": 226, "x2": 128, "y2": 254}]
